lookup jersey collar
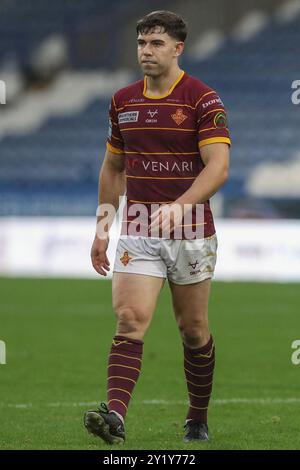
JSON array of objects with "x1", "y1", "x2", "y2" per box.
[{"x1": 143, "y1": 70, "x2": 185, "y2": 99}]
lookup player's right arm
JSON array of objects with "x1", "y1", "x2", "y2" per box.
[
  {"x1": 98, "y1": 146, "x2": 126, "y2": 215},
  {"x1": 91, "y1": 147, "x2": 125, "y2": 276},
  {"x1": 91, "y1": 94, "x2": 125, "y2": 276}
]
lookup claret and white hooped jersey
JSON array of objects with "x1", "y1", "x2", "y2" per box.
[{"x1": 107, "y1": 71, "x2": 231, "y2": 239}]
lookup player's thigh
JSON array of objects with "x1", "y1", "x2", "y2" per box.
[
  {"x1": 169, "y1": 278, "x2": 211, "y2": 328},
  {"x1": 112, "y1": 272, "x2": 165, "y2": 326}
]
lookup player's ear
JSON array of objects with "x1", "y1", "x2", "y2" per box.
[{"x1": 174, "y1": 41, "x2": 184, "y2": 57}]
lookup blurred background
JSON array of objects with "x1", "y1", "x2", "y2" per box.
[{"x1": 0, "y1": 0, "x2": 300, "y2": 281}]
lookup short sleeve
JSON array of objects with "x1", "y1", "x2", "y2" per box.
[
  {"x1": 106, "y1": 95, "x2": 124, "y2": 154},
  {"x1": 196, "y1": 90, "x2": 231, "y2": 148}
]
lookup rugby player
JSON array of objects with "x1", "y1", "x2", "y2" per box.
[{"x1": 84, "y1": 10, "x2": 230, "y2": 444}]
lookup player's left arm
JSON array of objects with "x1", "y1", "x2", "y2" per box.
[
  {"x1": 149, "y1": 143, "x2": 229, "y2": 231},
  {"x1": 176, "y1": 142, "x2": 230, "y2": 206}
]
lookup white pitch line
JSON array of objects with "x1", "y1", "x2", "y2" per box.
[
  {"x1": 142, "y1": 398, "x2": 300, "y2": 405},
  {"x1": 1, "y1": 398, "x2": 300, "y2": 409}
]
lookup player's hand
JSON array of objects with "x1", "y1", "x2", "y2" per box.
[
  {"x1": 149, "y1": 203, "x2": 184, "y2": 235},
  {"x1": 91, "y1": 236, "x2": 110, "y2": 276}
]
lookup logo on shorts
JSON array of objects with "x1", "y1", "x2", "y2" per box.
[
  {"x1": 188, "y1": 260, "x2": 199, "y2": 270},
  {"x1": 188, "y1": 259, "x2": 201, "y2": 275},
  {"x1": 120, "y1": 251, "x2": 132, "y2": 266},
  {"x1": 171, "y1": 108, "x2": 188, "y2": 126}
]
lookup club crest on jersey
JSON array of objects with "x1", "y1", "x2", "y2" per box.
[
  {"x1": 214, "y1": 111, "x2": 227, "y2": 129},
  {"x1": 171, "y1": 108, "x2": 188, "y2": 125},
  {"x1": 118, "y1": 111, "x2": 139, "y2": 124},
  {"x1": 120, "y1": 251, "x2": 132, "y2": 266}
]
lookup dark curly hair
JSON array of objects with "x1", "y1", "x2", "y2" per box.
[{"x1": 136, "y1": 10, "x2": 187, "y2": 42}]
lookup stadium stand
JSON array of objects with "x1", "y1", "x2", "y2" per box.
[
  {"x1": 186, "y1": 14, "x2": 300, "y2": 198},
  {"x1": 0, "y1": 0, "x2": 164, "y2": 69},
  {"x1": 0, "y1": 0, "x2": 116, "y2": 67}
]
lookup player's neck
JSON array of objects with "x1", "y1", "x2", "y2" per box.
[{"x1": 144, "y1": 66, "x2": 183, "y2": 98}]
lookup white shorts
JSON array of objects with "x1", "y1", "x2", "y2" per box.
[{"x1": 113, "y1": 234, "x2": 218, "y2": 285}]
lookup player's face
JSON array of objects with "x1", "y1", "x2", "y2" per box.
[{"x1": 137, "y1": 27, "x2": 183, "y2": 77}]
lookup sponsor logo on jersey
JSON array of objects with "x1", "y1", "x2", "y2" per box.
[
  {"x1": 214, "y1": 111, "x2": 227, "y2": 129},
  {"x1": 127, "y1": 159, "x2": 194, "y2": 173},
  {"x1": 171, "y1": 108, "x2": 188, "y2": 125},
  {"x1": 202, "y1": 97, "x2": 224, "y2": 109},
  {"x1": 141, "y1": 160, "x2": 194, "y2": 173},
  {"x1": 146, "y1": 109, "x2": 158, "y2": 123},
  {"x1": 147, "y1": 109, "x2": 158, "y2": 118},
  {"x1": 127, "y1": 98, "x2": 145, "y2": 103},
  {"x1": 128, "y1": 158, "x2": 139, "y2": 169},
  {"x1": 120, "y1": 251, "x2": 132, "y2": 266},
  {"x1": 118, "y1": 111, "x2": 139, "y2": 124}
]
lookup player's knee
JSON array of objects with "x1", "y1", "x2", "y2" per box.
[
  {"x1": 115, "y1": 306, "x2": 147, "y2": 335},
  {"x1": 178, "y1": 319, "x2": 209, "y2": 347}
]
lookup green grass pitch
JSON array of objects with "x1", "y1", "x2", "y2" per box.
[{"x1": 0, "y1": 277, "x2": 299, "y2": 450}]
